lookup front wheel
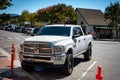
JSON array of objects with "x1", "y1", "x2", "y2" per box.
[
  {"x1": 84, "y1": 44, "x2": 92, "y2": 61},
  {"x1": 62, "y1": 53, "x2": 74, "y2": 75}
]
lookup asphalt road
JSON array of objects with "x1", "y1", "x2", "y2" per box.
[
  {"x1": 0, "y1": 30, "x2": 120, "y2": 80},
  {"x1": 0, "y1": 30, "x2": 29, "y2": 53}
]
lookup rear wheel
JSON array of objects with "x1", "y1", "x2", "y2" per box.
[
  {"x1": 84, "y1": 44, "x2": 92, "y2": 61},
  {"x1": 62, "y1": 52, "x2": 74, "y2": 75}
]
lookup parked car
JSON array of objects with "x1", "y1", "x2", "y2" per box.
[
  {"x1": 7, "y1": 26, "x2": 13, "y2": 31},
  {"x1": 31, "y1": 28, "x2": 40, "y2": 36},
  {"x1": 20, "y1": 27, "x2": 25, "y2": 33},
  {"x1": 14, "y1": 27, "x2": 21, "y2": 32},
  {"x1": 0, "y1": 26, "x2": 4, "y2": 30},
  {"x1": 27, "y1": 28, "x2": 35, "y2": 34},
  {"x1": 23, "y1": 28, "x2": 28, "y2": 33},
  {"x1": 19, "y1": 24, "x2": 93, "y2": 75}
]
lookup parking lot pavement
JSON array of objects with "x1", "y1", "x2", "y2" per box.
[{"x1": 0, "y1": 50, "x2": 31, "y2": 80}]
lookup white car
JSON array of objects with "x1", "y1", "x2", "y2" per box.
[{"x1": 27, "y1": 28, "x2": 35, "y2": 34}]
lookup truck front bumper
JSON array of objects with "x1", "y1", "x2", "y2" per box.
[{"x1": 19, "y1": 52, "x2": 66, "y2": 66}]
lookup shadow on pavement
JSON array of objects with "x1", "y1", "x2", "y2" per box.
[
  {"x1": 25, "y1": 57, "x2": 87, "y2": 80},
  {"x1": 0, "y1": 56, "x2": 88, "y2": 80},
  {"x1": 74, "y1": 57, "x2": 88, "y2": 67},
  {"x1": 0, "y1": 67, "x2": 31, "y2": 80}
]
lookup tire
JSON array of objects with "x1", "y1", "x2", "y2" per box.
[
  {"x1": 21, "y1": 62, "x2": 34, "y2": 71},
  {"x1": 62, "y1": 53, "x2": 74, "y2": 75},
  {"x1": 84, "y1": 44, "x2": 92, "y2": 61}
]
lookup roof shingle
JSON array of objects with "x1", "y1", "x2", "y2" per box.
[{"x1": 76, "y1": 8, "x2": 108, "y2": 26}]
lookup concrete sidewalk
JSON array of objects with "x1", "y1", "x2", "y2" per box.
[{"x1": 0, "y1": 49, "x2": 32, "y2": 80}]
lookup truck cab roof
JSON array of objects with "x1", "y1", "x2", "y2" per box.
[{"x1": 45, "y1": 24, "x2": 81, "y2": 27}]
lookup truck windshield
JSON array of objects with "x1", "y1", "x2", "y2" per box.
[{"x1": 37, "y1": 26, "x2": 71, "y2": 37}]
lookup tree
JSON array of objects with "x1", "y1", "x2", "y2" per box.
[
  {"x1": 29, "y1": 13, "x2": 36, "y2": 26},
  {"x1": 19, "y1": 10, "x2": 36, "y2": 26},
  {"x1": 0, "y1": 0, "x2": 12, "y2": 10},
  {"x1": 19, "y1": 10, "x2": 30, "y2": 25},
  {"x1": 104, "y1": 2, "x2": 120, "y2": 39},
  {"x1": 21, "y1": 10, "x2": 30, "y2": 21},
  {"x1": 36, "y1": 3, "x2": 76, "y2": 24},
  {"x1": 0, "y1": 13, "x2": 10, "y2": 25}
]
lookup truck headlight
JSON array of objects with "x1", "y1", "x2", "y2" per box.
[{"x1": 54, "y1": 46, "x2": 65, "y2": 52}]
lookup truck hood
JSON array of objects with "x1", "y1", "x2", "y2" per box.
[{"x1": 25, "y1": 35, "x2": 71, "y2": 45}]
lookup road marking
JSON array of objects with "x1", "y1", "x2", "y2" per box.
[
  {"x1": 79, "y1": 61, "x2": 97, "y2": 80},
  {"x1": 24, "y1": 36, "x2": 30, "y2": 38},
  {"x1": 0, "y1": 36, "x2": 27, "y2": 40},
  {"x1": 14, "y1": 37, "x2": 21, "y2": 40},
  {"x1": 0, "y1": 37, "x2": 4, "y2": 40},
  {"x1": 7, "y1": 37, "x2": 13, "y2": 40},
  {"x1": 0, "y1": 48, "x2": 11, "y2": 60},
  {"x1": 21, "y1": 36, "x2": 30, "y2": 40}
]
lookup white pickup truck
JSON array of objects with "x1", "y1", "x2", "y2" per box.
[{"x1": 19, "y1": 24, "x2": 93, "y2": 75}]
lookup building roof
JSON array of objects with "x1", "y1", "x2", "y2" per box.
[{"x1": 76, "y1": 8, "x2": 109, "y2": 26}]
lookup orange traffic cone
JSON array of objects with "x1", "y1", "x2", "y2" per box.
[
  {"x1": 10, "y1": 43, "x2": 15, "y2": 78},
  {"x1": 11, "y1": 43, "x2": 15, "y2": 53},
  {"x1": 96, "y1": 65, "x2": 103, "y2": 80},
  {"x1": 11, "y1": 43, "x2": 17, "y2": 59}
]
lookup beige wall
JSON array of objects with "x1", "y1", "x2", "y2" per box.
[{"x1": 76, "y1": 11, "x2": 94, "y2": 34}]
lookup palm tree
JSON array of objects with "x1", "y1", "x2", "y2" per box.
[{"x1": 104, "y1": 2, "x2": 120, "y2": 39}]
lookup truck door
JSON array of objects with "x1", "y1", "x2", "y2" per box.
[
  {"x1": 72, "y1": 27, "x2": 85, "y2": 54},
  {"x1": 77, "y1": 27, "x2": 86, "y2": 52}
]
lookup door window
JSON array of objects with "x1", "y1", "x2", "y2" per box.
[{"x1": 73, "y1": 27, "x2": 83, "y2": 37}]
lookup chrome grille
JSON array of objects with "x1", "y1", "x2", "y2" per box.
[
  {"x1": 24, "y1": 48, "x2": 34, "y2": 53},
  {"x1": 23, "y1": 43, "x2": 52, "y2": 53},
  {"x1": 24, "y1": 44, "x2": 35, "y2": 47}
]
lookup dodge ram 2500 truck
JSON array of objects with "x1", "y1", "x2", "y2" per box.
[{"x1": 19, "y1": 24, "x2": 93, "y2": 75}]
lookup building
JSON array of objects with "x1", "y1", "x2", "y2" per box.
[{"x1": 76, "y1": 8, "x2": 116, "y2": 39}]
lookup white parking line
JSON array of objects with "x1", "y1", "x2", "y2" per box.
[
  {"x1": 14, "y1": 37, "x2": 21, "y2": 40},
  {"x1": 0, "y1": 48, "x2": 11, "y2": 60},
  {"x1": 0, "y1": 37, "x2": 4, "y2": 40},
  {"x1": 7, "y1": 37, "x2": 13, "y2": 40},
  {"x1": 24, "y1": 36, "x2": 30, "y2": 38},
  {"x1": 79, "y1": 61, "x2": 97, "y2": 80},
  {"x1": 21, "y1": 36, "x2": 28, "y2": 39}
]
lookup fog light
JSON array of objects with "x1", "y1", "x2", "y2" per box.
[{"x1": 55, "y1": 56, "x2": 62, "y2": 60}]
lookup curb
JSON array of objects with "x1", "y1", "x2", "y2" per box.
[{"x1": 0, "y1": 48, "x2": 36, "y2": 80}]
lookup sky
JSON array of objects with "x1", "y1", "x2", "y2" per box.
[{"x1": 0, "y1": 0, "x2": 120, "y2": 15}]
